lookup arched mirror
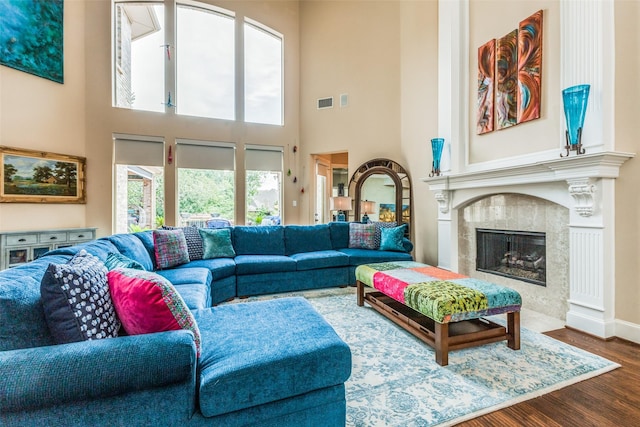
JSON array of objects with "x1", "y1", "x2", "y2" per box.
[{"x1": 348, "y1": 159, "x2": 412, "y2": 236}]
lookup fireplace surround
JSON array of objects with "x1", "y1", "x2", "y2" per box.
[{"x1": 425, "y1": 152, "x2": 633, "y2": 338}]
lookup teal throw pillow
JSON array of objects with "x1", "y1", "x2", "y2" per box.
[
  {"x1": 379, "y1": 224, "x2": 407, "y2": 252},
  {"x1": 199, "y1": 228, "x2": 236, "y2": 259},
  {"x1": 105, "y1": 252, "x2": 145, "y2": 271}
]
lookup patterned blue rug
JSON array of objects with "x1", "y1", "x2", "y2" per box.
[{"x1": 301, "y1": 290, "x2": 619, "y2": 427}]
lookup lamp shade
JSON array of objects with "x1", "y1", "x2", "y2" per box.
[
  {"x1": 361, "y1": 200, "x2": 376, "y2": 213},
  {"x1": 330, "y1": 196, "x2": 352, "y2": 211}
]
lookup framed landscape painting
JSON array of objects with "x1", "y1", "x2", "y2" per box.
[{"x1": 1, "y1": 146, "x2": 86, "y2": 203}]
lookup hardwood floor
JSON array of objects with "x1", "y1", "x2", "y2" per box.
[{"x1": 458, "y1": 328, "x2": 640, "y2": 426}]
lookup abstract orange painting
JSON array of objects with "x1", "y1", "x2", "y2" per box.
[
  {"x1": 496, "y1": 29, "x2": 518, "y2": 130},
  {"x1": 517, "y1": 10, "x2": 543, "y2": 123},
  {"x1": 477, "y1": 39, "x2": 495, "y2": 134}
]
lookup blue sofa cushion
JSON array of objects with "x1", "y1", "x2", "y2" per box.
[
  {"x1": 155, "y1": 267, "x2": 212, "y2": 287},
  {"x1": 43, "y1": 239, "x2": 121, "y2": 262},
  {"x1": 0, "y1": 255, "x2": 70, "y2": 351},
  {"x1": 338, "y1": 248, "x2": 413, "y2": 265},
  {"x1": 174, "y1": 284, "x2": 211, "y2": 310},
  {"x1": 172, "y1": 258, "x2": 236, "y2": 281},
  {"x1": 290, "y1": 250, "x2": 349, "y2": 271},
  {"x1": 195, "y1": 297, "x2": 351, "y2": 417},
  {"x1": 234, "y1": 255, "x2": 296, "y2": 275},
  {"x1": 106, "y1": 233, "x2": 155, "y2": 271},
  {"x1": 40, "y1": 250, "x2": 120, "y2": 344},
  {"x1": 233, "y1": 226, "x2": 285, "y2": 255},
  {"x1": 284, "y1": 224, "x2": 332, "y2": 255},
  {"x1": 328, "y1": 222, "x2": 350, "y2": 249}
]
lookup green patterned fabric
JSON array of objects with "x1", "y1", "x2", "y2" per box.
[{"x1": 404, "y1": 281, "x2": 489, "y2": 323}]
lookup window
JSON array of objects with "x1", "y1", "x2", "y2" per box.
[
  {"x1": 176, "y1": 5, "x2": 235, "y2": 120},
  {"x1": 176, "y1": 140, "x2": 236, "y2": 227},
  {"x1": 244, "y1": 20, "x2": 283, "y2": 125},
  {"x1": 113, "y1": 1, "x2": 284, "y2": 124},
  {"x1": 114, "y1": 2, "x2": 165, "y2": 112},
  {"x1": 245, "y1": 145, "x2": 283, "y2": 225},
  {"x1": 113, "y1": 135, "x2": 165, "y2": 233}
]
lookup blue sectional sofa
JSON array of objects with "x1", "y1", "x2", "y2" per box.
[{"x1": 0, "y1": 222, "x2": 412, "y2": 426}]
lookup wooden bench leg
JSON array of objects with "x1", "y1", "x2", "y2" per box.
[
  {"x1": 507, "y1": 311, "x2": 521, "y2": 350},
  {"x1": 357, "y1": 281, "x2": 364, "y2": 307},
  {"x1": 435, "y1": 322, "x2": 449, "y2": 366}
]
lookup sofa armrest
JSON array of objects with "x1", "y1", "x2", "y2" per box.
[
  {"x1": 0, "y1": 330, "x2": 197, "y2": 412},
  {"x1": 402, "y1": 237, "x2": 414, "y2": 253}
]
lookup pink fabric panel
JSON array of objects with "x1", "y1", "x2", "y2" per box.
[{"x1": 372, "y1": 271, "x2": 409, "y2": 304}]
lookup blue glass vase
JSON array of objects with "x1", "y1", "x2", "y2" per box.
[
  {"x1": 430, "y1": 138, "x2": 445, "y2": 177},
  {"x1": 562, "y1": 84, "x2": 590, "y2": 156}
]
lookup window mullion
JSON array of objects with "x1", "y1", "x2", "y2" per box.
[
  {"x1": 236, "y1": 12, "x2": 245, "y2": 123},
  {"x1": 165, "y1": 0, "x2": 176, "y2": 115}
]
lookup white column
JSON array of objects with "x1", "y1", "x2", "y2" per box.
[
  {"x1": 438, "y1": 0, "x2": 468, "y2": 174},
  {"x1": 566, "y1": 178, "x2": 616, "y2": 338}
]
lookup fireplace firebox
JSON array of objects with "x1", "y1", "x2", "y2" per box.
[{"x1": 476, "y1": 229, "x2": 546, "y2": 286}]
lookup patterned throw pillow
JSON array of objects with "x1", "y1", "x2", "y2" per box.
[
  {"x1": 373, "y1": 221, "x2": 397, "y2": 249},
  {"x1": 199, "y1": 228, "x2": 236, "y2": 259},
  {"x1": 161, "y1": 226, "x2": 204, "y2": 261},
  {"x1": 153, "y1": 229, "x2": 190, "y2": 269},
  {"x1": 105, "y1": 252, "x2": 145, "y2": 271},
  {"x1": 40, "y1": 250, "x2": 121, "y2": 344},
  {"x1": 379, "y1": 224, "x2": 408, "y2": 252},
  {"x1": 348, "y1": 223, "x2": 377, "y2": 249},
  {"x1": 107, "y1": 268, "x2": 202, "y2": 356}
]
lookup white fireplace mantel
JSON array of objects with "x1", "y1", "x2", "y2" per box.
[{"x1": 421, "y1": 151, "x2": 634, "y2": 339}]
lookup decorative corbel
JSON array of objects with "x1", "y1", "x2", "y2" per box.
[
  {"x1": 434, "y1": 190, "x2": 451, "y2": 214},
  {"x1": 567, "y1": 178, "x2": 596, "y2": 217}
]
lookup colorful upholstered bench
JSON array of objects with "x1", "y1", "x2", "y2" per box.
[{"x1": 356, "y1": 261, "x2": 522, "y2": 366}]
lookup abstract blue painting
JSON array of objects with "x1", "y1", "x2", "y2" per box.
[{"x1": 0, "y1": 0, "x2": 64, "y2": 83}]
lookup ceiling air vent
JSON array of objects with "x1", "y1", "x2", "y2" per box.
[{"x1": 317, "y1": 97, "x2": 333, "y2": 110}]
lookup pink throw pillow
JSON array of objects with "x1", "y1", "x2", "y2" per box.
[{"x1": 107, "y1": 268, "x2": 201, "y2": 356}]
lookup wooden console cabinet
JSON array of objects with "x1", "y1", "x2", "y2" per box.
[{"x1": 0, "y1": 228, "x2": 96, "y2": 270}]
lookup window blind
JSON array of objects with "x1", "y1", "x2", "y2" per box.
[
  {"x1": 113, "y1": 136, "x2": 164, "y2": 167},
  {"x1": 176, "y1": 140, "x2": 235, "y2": 170},
  {"x1": 245, "y1": 144, "x2": 283, "y2": 171}
]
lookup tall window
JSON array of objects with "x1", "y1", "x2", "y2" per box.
[
  {"x1": 245, "y1": 145, "x2": 283, "y2": 225},
  {"x1": 113, "y1": 2, "x2": 164, "y2": 112},
  {"x1": 113, "y1": 136, "x2": 165, "y2": 233},
  {"x1": 176, "y1": 5, "x2": 235, "y2": 120},
  {"x1": 113, "y1": 1, "x2": 284, "y2": 124},
  {"x1": 244, "y1": 20, "x2": 283, "y2": 125},
  {"x1": 176, "y1": 140, "x2": 236, "y2": 227}
]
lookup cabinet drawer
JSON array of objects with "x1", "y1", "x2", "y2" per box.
[
  {"x1": 40, "y1": 232, "x2": 68, "y2": 243},
  {"x1": 69, "y1": 230, "x2": 95, "y2": 241},
  {"x1": 6, "y1": 234, "x2": 38, "y2": 245}
]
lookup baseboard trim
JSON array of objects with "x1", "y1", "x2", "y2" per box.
[{"x1": 614, "y1": 319, "x2": 640, "y2": 344}]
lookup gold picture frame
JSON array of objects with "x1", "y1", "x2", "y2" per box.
[{"x1": 1, "y1": 146, "x2": 86, "y2": 203}]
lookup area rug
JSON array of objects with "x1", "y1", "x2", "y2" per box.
[{"x1": 228, "y1": 289, "x2": 619, "y2": 426}]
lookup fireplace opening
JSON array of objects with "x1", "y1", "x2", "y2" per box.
[{"x1": 476, "y1": 229, "x2": 546, "y2": 286}]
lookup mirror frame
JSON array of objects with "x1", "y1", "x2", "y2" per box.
[{"x1": 348, "y1": 158, "x2": 412, "y2": 235}]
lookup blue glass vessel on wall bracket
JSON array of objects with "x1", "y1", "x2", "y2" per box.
[
  {"x1": 561, "y1": 84, "x2": 590, "y2": 157},
  {"x1": 429, "y1": 138, "x2": 445, "y2": 177}
]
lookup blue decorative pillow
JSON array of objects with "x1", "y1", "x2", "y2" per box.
[
  {"x1": 40, "y1": 250, "x2": 121, "y2": 344},
  {"x1": 379, "y1": 224, "x2": 408, "y2": 252},
  {"x1": 199, "y1": 228, "x2": 236, "y2": 259},
  {"x1": 348, "y1": 223, "x2": 377, "y2": 249},
  {"x1": 153, "y1": 229, "x2": 190, "y2": 269},
  {"x1": 373, "y1": 221, "x2": 397, "y2": 249},
  {"x1": 105, "y1": 252, "x2": 145, "y2": 271}
]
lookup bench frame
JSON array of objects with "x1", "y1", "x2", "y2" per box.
[{"x1": 357, "y1": 281, "x2": 520, "y2": 366}]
